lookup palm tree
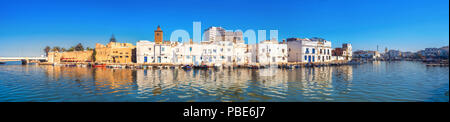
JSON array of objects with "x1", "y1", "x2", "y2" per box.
[
  {"x1": 75, "y1": 43, "x2": 84, "y2": 51},
  {"x1": 44, "y1": 46, "x2": 51, "y2": 56},
  {"x1": 68, "y1": 46, "x2": 75, "y2": 52},
  {"x1": 86, "y1": 47, "x2": 93, "y2": 51},
  {"x1": 52, "y1": 46, "x2": 61, "y2": 52}
]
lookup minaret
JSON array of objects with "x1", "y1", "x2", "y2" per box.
[
  {"x1": 110, "y1": 34, "x2": 117, "y2": 43},
  {"x1": 154, "y1": 25, "x2": 163, "y2": 44}
]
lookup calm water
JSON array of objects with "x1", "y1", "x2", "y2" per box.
[{"x1": 0, "y1": 61, "x2": 448, "y2": 102}]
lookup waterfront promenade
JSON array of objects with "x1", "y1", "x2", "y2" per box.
[{"x1": 38, "y1": 60, "x2": 358, "y2": 69}]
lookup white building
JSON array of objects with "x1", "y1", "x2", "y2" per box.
[
  {"x1": 136, "y1": 40, "x2": 175, "y2": 64},
  {"x1": 250, "y1": 40, "x2": 288, "y2": 65},
  {"x1": 384, "y1": 50, "x2": 402, "y2": 59},
  {"x1": 331, "y1": 43, "x2": 353, "y2": 61},
  {"x1": 204, "y1": 27, "x2": 226, "y2": 42},
  {"x1": 353, "y1": 50, "x2": 380, "y2": 60},
  {"x1": 143, "y1": 40, "x2": 251, "y2": 66},
  {"x1": 287, "y1": 38, "x2": 332, "y2": 63},
  {"x1": 204, "y1": 26, "x2": 244, "y2": 43}
]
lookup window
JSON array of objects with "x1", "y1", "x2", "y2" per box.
[
  {"x1": 305, "y1": 48, "x2": 309, "y2": 54},
  {"x1": 162, "y1": 47, "x2": 165, "y2": 51},
  {"x1": 190, "y1": 47, "x2": 192, "y2": 51},
  {"x1": 149, "y1": 48, "x2": 152, "y2": 51},
  {"x1": 312, "y1": 48, "x2": 315, "y2": 54},
  {"x1": 304, "y1": 56, "x2": 307, "y2": 60}
]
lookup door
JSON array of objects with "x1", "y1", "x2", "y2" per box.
[{"x1": 193, "y1": 56, "x2": 196, "y2": 63}]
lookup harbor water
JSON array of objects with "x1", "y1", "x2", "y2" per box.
[{"x1": 0, "y1": 61, "x2": 448, "y2": 102}]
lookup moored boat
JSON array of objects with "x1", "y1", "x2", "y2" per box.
[{"x1": 93, "y1": 63, "x2": 106, "y2": 67}]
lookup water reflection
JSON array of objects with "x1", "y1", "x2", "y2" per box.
[{"x1": 39, "y1": 65, "x2": 356, "y2": 101}]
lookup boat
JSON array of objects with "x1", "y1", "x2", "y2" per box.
[
  {"x1": 213, "y1": 63, "x2": 222, "y2": 69},
  {"x1": 182, "y1": 65, "x2": 192, "y2": 70},
  {"x1": 0, "y1": 62, "x2": 5, "y2": 64},
  {"x1": 93, "y1": 64, "x2": 106, "y2": 67},
  {"x1": 285, "y1": 65, "x2": 294, "y2": 69}
]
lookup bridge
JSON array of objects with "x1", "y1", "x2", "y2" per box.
[{"x1": 0, "y1": 57, "x2": 47, "y2": 64}]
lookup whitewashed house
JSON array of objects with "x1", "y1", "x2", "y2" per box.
[
  {"x1": 287, "y1": 38, "x2": 332, "y2": 63},
  {"x1": 136, "y1": 40, "x2": 174, "y2": 64},
  {"x1": 251, "y1": 40, "x2": 288, "y2": 65}
]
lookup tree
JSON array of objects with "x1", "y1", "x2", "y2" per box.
[
  {"x1": 68, "y1": 46, "x2": 75, "y2": 52},
  {"x1": 52, "y1": 46, "x2": 61, "y2": 52},
  {"x1": 44, "y1": 46, "x2": 51, "y2": 56},
  {"x1": 75, "y1": 43, "x2": 84, "y2": 51},
  {"x1": 86, "y1": 47, "x2": 93, "y2": 51},
  {"x1": 61, "y1": 48, "x2": 66, "y2": 52}
]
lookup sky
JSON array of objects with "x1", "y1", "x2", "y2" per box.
[{"x1": 0, "y1": 0, "x2": 448, "y2": 57}]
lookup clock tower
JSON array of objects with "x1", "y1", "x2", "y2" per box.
[{"x1": 155, "y1": 25, "x2": 163, "y2": 44}]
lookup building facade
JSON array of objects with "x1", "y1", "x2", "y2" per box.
[
  {"x1": 137, "y1": 26, "x2": 251, "y2": 66},
  {"x1": 47, "y1": 50, "x2": 93, "y2": 63},
  {"x1": 251, "y1": 40, "x2": 288, "y2": 65},
  {"x1": 352, "y1": 50, "x2": 380, "y2": 60},
  {"x1": 95, "y1": 36, "x2": 136, "y2": 64},
  {"x1": 287, "y1": 38, "x2": 332, "y2": 63},
  {"x1": 332, "y1": 43, "x2": 352, "y2": 61}
]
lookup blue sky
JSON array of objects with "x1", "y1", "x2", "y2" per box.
[{"x1": 0, "y1": 0, "x2": 448, "y2": 56}]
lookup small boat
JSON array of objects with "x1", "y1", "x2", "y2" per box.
[
  {"x1": 285, "y1": 65, "x2": 295, "y2": 69},
  {"x1": 0, "y1": 62, "x2": 6, "y2": 64},
  {"x1": 213, "y1": 64, "x2": 222, "y2": 69},
  {"x1": 93, "y1": 64, "x2": 106, "y2": 67},
  {"x1": 182, "y1": 65, "x2": 192, "y2": 70}
]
